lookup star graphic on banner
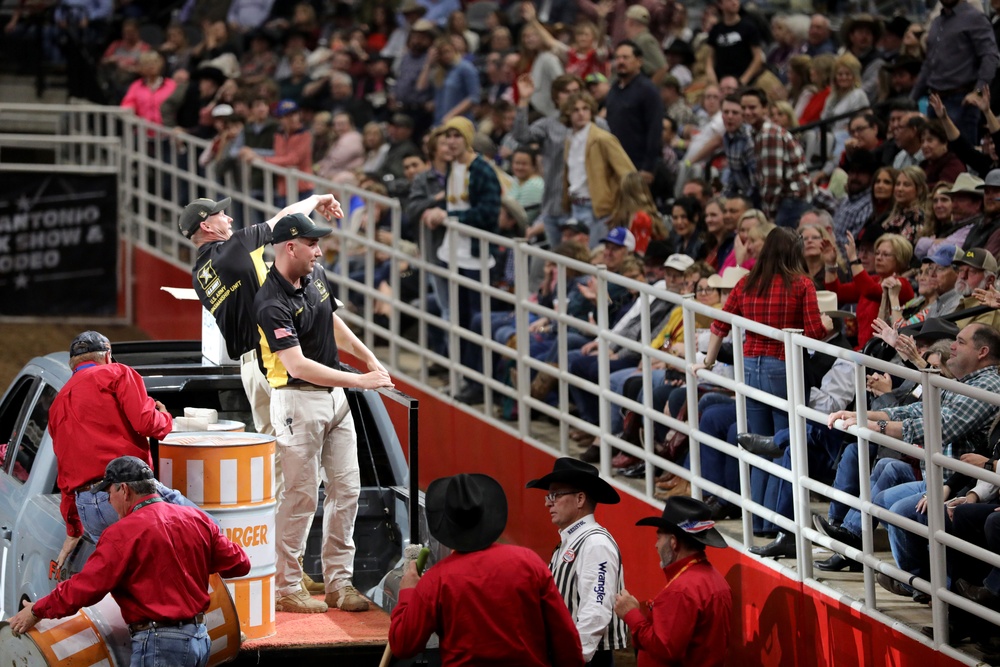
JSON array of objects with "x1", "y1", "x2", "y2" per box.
[
  {"x1": 16, "y1": 195, "x2": 31, "y2": 212},
  {"x1": 14, "y1": 274, "x2": 29, "y2": 290},
  {"x1": 199, "y1": 266, "x2": 213, "y2": 283}
]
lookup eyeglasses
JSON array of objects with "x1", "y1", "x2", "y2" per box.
[
  {"x1": 545, "y1": 490, "x2": 579, "y2": 503},
  {"x1": 874, "y1": 251, "x2": 895, "y2": 259},
  {"x1": 849, "y1": 125, "x2": 871, "y2": 135},
  {"x1": 695, "y1": 286, "x2": 718, "y2": 293}
]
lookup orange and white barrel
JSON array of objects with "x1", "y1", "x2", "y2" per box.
[
  {"x1": 0, "y1": 574, "x2": 239, "y2": 667},
  {"x1": 159, "y1": 432, "x2": 277, "y2": 640}
]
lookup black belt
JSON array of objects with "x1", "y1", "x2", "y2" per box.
[
  {"x1": 128, "y1": 613, "x2": 205, "y2": 636},
  {"x1": 931, "y1": 83, "x2": 976, "y2": 97},
  {"x1": 276, "y1": 384, "x2": 333, "y2": 392},
  {"x1": 571, "y1": 197, "x2": 591, "y2": 206},
  {"x1": 72, "y1": 477, "x2": 106, "y2": 495}
]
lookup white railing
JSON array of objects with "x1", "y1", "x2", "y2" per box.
[{"x1": 3, "y1": 102, "x2": 999, "y2": 663}]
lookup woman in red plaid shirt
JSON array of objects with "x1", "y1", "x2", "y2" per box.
[
  {"x1": 693, "y1": 227, "x2": 830, "y2": 439},
  {"x1": 693, "y1": 227, "x2": 830, "y2": 535}
]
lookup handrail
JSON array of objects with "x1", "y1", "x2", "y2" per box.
[{"x1": 6, "y1": 101, "x2": 1000, "y2": 665}]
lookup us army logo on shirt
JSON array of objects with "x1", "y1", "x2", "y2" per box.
[
  {"x1": 315, "y1": 278, "x2": 330, "y2": 303},
  {"x1": 198, "y1": 261, "x2": 222, "y2": 296}
]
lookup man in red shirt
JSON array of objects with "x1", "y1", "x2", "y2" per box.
[
  {"x1": 613, "y1": 496, "x2": 733, "y2": 666},
  {"x1": 8, "y1": 456, "x2": 250, "y2": 667},
  {"x1": 49, "y1": 331, "x2": 197, "y2": 568},
  {"x1": 389, "y1": 473, "x2": 584, "y2": 666}
]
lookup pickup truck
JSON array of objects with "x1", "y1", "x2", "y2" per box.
[{"x1": 0, "y1": 340, "x2": 430, "y2": 648}]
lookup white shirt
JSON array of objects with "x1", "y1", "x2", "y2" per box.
[
  {"x1": 553, "y1": 515, "x2": 622, "y2": 662},
  {"x1": 567, "y1": 124, "x2": 591, "y2": 200},
  {"x1": 684, "y1": 112, "x2": 724, "y2": 164},
  {"x1": 437, "y1": 161, "x2": 495, "y2": 270}
]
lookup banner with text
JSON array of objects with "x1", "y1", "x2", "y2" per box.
[{"x1": 0, "y1": 172, "x2": 118, "y2": 316}]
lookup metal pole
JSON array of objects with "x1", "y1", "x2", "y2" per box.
[
  {"x1": 408, "y1": 398, "x2": 420, "y2": 546},
  {"x1": 922, "y1": 367, "x2": 948, "y2": 646},
  {"x1": 784, "y1": 329, "x2": 809, "y2": 575}
]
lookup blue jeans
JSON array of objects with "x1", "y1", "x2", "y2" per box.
[
  {"x1": 609, "y1": 368, "x2": 667, "y2": 434},
  {"x1": 130, "y1": 623, "x2": 211, "y2": 667},
  {"x1": 827, "y1": 442, "x2": 879, "y2": 524},
  {"x1": 570, "y1": 203, "x2": 609, "y2": 248},
  {"x1": 757, "y1": 425, "x2": 841, "y2": 534},
  {"x1": 744, "y1": 355, "x2": 788, "y2": 533},
  {"x1": 694, "y1": 398, "x2": 740, "y2": 499},
  {"x1": 774, "y1": 197, "x2": 811, "y2": 229},
  {"x1": 841, "y1": 458, "x2": 918, "y2": 537},
  {"x1": 930, "y1": 91, "x2": 981, "y2": 147},
  {"x1": 568, "y1": 353, "x2": 641, "y2": 424},
  {"x1": 881, "y1": 481, "x2": 929, "y2": 580},
  {"x1": 77, "y1": 482, "x2": 206, "y2": 542},
  {"x1": 542, "y1": 213, "x2": 568, "y2": 249}
]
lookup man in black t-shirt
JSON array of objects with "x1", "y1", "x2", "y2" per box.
[
  {"x1": 181, "y1": 193, "x2": 342, "y2": 437},
  {"x1": 706, "y1": 0, "x2": 764, "y2": 87},
  {"x1": 254, "y1": 213, "x2": 393, "y2": 615}
]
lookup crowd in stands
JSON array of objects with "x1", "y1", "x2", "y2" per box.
[{"x1": 11, "y1": 0, "x2": 1000, "y2": 652}]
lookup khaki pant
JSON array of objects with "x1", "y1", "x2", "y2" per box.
[
  {"x1": 270, "y1": 386, "x2": 359, "y2": 597},
  {"x1": 240, "y1": 350, "x2": 273, "y2": 436}
]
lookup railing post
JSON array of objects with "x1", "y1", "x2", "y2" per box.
[
  {"x1": 513, "y1": 241, "x2": 533, "y2": 439},
  {"x1": 784, "y1": 329, "x2": 809, "y2": 576},
  {"x1": 921, "y1": 367, "x2": 948, "y2": 646},
  {"x1": 682, "y1": 293, "x2": 700, "y2": 501},
  {"x1": 595, "y1": 266, "x2": 611, "y2": 478},
  {"x1": 854, "y1": 360, "x2": 876, "y2": 604}
]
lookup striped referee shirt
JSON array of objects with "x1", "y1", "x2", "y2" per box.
[{"x1": 549, "y1": 515, "x2": 629, "y2": 660}]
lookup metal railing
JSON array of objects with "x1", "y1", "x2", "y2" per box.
[{"x1": 4, "y1": 102, "x2": 1000, "y2": 663}]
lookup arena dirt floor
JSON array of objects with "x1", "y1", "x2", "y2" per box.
[{"x1": 1, "y1": 323, "x2": 149, "y2": 390}]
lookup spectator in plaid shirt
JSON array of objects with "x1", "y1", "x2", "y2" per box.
[
  {"x1": 825, "y1": 323, "x2": 1000, "y2": 601},
  {"x1": 832, "y1": 149, "x2": 877, "y2": 251},
  {"x1": 740, "y1": 88, "x2": 814, "y2": 228},
  {"x1": 721, "y1": 94, "x2": 759, "y2": 207}
]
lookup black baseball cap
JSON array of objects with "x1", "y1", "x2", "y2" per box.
[
  {"x1": 95, "y1": 456, "x2": 155, "y2": 492},
  {"x1": 271, "y1": 213, "x2": 334, "y2": 244},
  {"x1": 178, "y1": 197, "x2": 231, "y2": 238},
  {"x1": 70, "y1": 330, "x2": 111, "y2": 357}
]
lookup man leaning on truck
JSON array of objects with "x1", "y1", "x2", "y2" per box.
[{"x1": 49, "y1": 331, "x2": 200, "y2": 568}]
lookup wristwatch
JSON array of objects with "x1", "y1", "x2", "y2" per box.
[
  {"x1": 986, "y1": 459, "x2": 994, "y2": 472},
  {"x1": 877, "y1": 419, "x2": 887, "y2": 435},
  {"x1": 850, "y1": 258, "x2": 863, "y2": 266}
]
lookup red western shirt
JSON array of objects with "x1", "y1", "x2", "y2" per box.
[
  {"x1": 33, "y1": 496, "x2": 250, "y2": 624},
  {"x1": 49, "y1": 363, "x2": 173, "y2": 537},
  {"x1": 826, "y1": 270, "x2": 913, "y2": 349},
  {"x1": 622, "y1": 554, "x2": 733, "y2": 667},
  {"x1": 389, "y1": 543, "x2": 584, "y2": 667},
  {"x1": 710, "y1": 274, "x2": 828, "y2": 359}
]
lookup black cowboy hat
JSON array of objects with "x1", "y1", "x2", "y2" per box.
[
  {"x1": 664, "y1": 40, "x2": 695, "y2": 66},
  {"x1": 636, "y1": 496, "x2": 728, "y2": 548},
  {"x1": 526, "y1": 457, "x2": 621, "y2": 505},
  {"x1": 426, "y1": 473, "x2": 508, "y2": 553},
  {"x1": 840, "y1": 13, "x2": 884, "y2": 44},
  {"x1": 899, "y1": 317, "x2": 960, "y2": 343}
]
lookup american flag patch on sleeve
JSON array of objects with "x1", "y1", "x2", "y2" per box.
[{"x1": 274, "y1": 327, "x2": 293, "y2": 339}]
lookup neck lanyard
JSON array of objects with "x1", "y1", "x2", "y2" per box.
[
  {"x1": 131, "y1": 496, "x2": 164, "y2": 514},
  {"x1": 663, "y1": 553, "x2": 707, "y2": 590},
  {"x1": 73, "y1": 363, "x2": 97, "y2": 373}
]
